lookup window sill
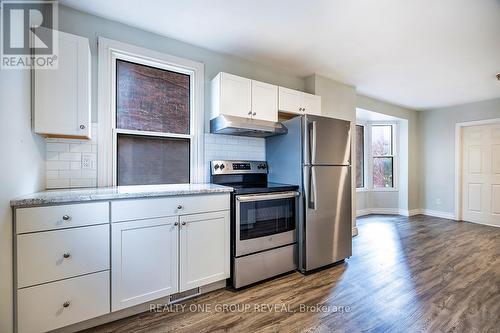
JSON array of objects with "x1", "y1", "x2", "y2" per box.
[{"x1": 369, "y1": 188, "x2": 398, "y2": 192}]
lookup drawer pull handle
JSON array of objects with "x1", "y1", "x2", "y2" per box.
[
  {"x1": 177, "y1": 205, "x2": 183, "y2": 210},
  {"x1": 62, "y1": 215, "x2": 71, "y2": 221},
  {"x1": 62, "y1": 301, "x2": 71, "y2": 308},
  {"x1": 63, "y1": 253, "x2": 71, "y2": 259}
]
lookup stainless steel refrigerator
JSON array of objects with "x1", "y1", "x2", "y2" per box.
[{"x1": 266, "y1": 115, "x2": 352, "y2": 272}]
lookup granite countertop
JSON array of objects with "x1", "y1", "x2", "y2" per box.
[{"x1": 10, "y1": 183, "x2": 233, "y2": 208}]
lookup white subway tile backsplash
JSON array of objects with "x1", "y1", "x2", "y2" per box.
[
  {"x1": 58, "y1": 152, "x2": 82, "y2": 161},
  {"x1": 46, "y1": 160, "x2": 70, "y2": 170},
  {"x1": 44, "y1": 123, "x2": 97, "y2": 189},
  {"x1": 69, "y1": 143, "x2": 92, "y2": 153},
  {"x1": 46, "y1": 143, "x2": 69, "y2": 152}
]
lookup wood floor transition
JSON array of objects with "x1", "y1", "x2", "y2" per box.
[{"x1": 84, "y1": 215, "x2": 500, "y2": 333}]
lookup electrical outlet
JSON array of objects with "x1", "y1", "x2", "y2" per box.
[{"x1": 81, "y1": 154, "x2": 96, "y2": 170}]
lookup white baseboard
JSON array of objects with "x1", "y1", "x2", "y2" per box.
[
  {"x1": 419, "y1": 209, "x2": 455, "y2": 220},
  {"x1": 356, "y1": 208, "x2": 455, "y2": 220},
  {"x1": 356, "y1": 208, "x2": 402, "y2": 217}
]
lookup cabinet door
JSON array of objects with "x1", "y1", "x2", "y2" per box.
[
  {"x1": 302, "y1": 93, "x2": 322, "y2": 115},
  {"x1": 251, "y1": 80, "x2": 278, "y2": 122},
  {"x1": 278, "y1": 87, "x2": 303, "y2": 114},
  {"x1": 179, "y1": 211, "x2": 230, "y2": 292},
  {"x1": 111, "y1": 217, "x2": 178, "y2": 311},
  {"x1": 220, "y1": 73, "x2": 252, "y2": 118},
  {"x1": 34, "y1": 30, "x2": 91, "y2": 138}
]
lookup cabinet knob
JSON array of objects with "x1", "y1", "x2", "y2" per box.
[
  {"x1": 181, "y1": 221, "x2": 187, "y2": 226},
  {"x1": 174, "y1": 222, "x2": 179, "y2": 226},
  {"x1": 79, "y1": 125, "x2": 86, "y2": 129},
  {"x1": 63, "y1": 252, "x2": 71, "y2": 259},
  {"x1": 177, "y1": 204, "x2": 183, "y2": 210},
  {"x1": 62, "y1": 215, "x2": 71, "y2": 221},
  {"x1": 303, "y1": 107, "x2": 306, "y2": 111},
  {"x1": 248, "y1": 111, "x2": 252, "y2": 116},
  {"x1": 252, "y1": 112, "x2": 256, "y2": 116},
  {"x1": 62, "y1": 301, "x2": 71, "y2": 308}
]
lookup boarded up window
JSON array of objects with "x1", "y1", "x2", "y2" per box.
[
  {"x1": 116, "y1": 60, "x2": 190, "y2": 134},
  {"x1": 115, "y1": 60, "x2": 191, "y2": 185}
]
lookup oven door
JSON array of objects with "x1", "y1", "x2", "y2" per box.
[{"x1": 235, "y1": 191, "x2": 299, "y2": 257}]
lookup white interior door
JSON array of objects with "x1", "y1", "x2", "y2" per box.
[{"x1": 462, "y1": 124, "x2": 500, "y2": 227}]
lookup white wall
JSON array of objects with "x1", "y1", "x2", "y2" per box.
[
  {"x1": 419, "y1": 98, "x2": 500, "y2": 214},
  {"x1": 0, "y1": 70, "x2": 46, "y2": 333},
  {"x1": 357, "y1": 95, "x2": 420, "y2": 211}
]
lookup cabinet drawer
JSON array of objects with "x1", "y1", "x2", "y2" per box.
[
  {"x1": 17, "y1": 224, "x2": 110, "y2": 288},
  {"x1": 16, "y1": 202, "x2": 109, "y2": 234},
  {"x1": 17, "y1": 271, "x2": 109, "y2": 333},
  {"x1": 111, "y1": 193, "x2": 230, "y2": 222}
]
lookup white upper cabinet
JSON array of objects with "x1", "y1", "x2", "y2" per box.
[
  {"x1": 211, "y1": 72, "x2": 278, "y2": 122},
  {"x1": 34, "y1": 30, "x2": 91, "y2": 139},
  {"x1": 278, "y1": 87, "x2": 322, "y2": 115},
  {"x1": 251, "y1": 80, "x2": 278, "y2": 122}
]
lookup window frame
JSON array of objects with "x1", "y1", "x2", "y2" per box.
[
  {"x1": 368, "y1": 122, "x2": 398, "y2": 191},
  {"x1": 356, "y1": 122, "x2": 398, "y2": 192},
  {"x1": 97, "y1": 37, "x2": 204, "y2": 186},
  {"x1": 355, "y1": 124, "x2": 367, "y2": 191}
]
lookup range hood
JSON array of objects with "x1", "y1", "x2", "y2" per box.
[{"x1": 210, "y1": 115, "x2": 288, "y2": 138}]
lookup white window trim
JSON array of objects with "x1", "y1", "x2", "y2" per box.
[
  {"x1": 355, "y1": 123, "x2": 368, "y2": 191},
  {"x1": 356, "y1": 121, "x2": 399, "y2": 192},
  {"x1": 97, "y1": 37, "x2": 204, "y2": 186}
]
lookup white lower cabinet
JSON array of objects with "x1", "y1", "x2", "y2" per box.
[
  {"x1": 17, "y1": 271, "x2": 109, "y2": 333},
  {"x1": 111, "y1": 216, "x2": 179, "y2": 311},
  {"x1": 180, "y1": 211, "x2": 230, "y2": 291},
  {"x1": 111, "y1": 209, "x2": 230, "y2": 311}
]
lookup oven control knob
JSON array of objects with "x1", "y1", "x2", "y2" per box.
[
  {"x1": 220, "y1": 164, "x2": 225, "y2": 170},
  {"x1": 214, "y1": 164, "x2": 219, "y2": 170},
  {"x1": 261, "y1": 164, "x2": 267, "y2": 169}
]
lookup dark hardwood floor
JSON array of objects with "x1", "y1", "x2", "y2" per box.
[{"x1": 85, "y1": 215, "x2": 500, "y2": 333}]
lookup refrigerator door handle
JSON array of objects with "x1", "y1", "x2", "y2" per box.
[
  {"x1": 306, "y1": 120, "x2": 317, "y2": 164},
  {"x1": 311, "y1": 121, "x2": 317, "y2": 164},
  {"x1": 308, "y1": 166, "x2": 317, "y2": 210}
]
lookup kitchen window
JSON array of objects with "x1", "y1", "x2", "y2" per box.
[
  {"x1": 355, "y1": 125, "x2": 365, "y2": 188},
  {"x1": 98, "y1": 38, "x2": 204, "y2": 186}
]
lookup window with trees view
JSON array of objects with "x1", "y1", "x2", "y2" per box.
[{"x1": 371, "y1": 125, "x2": 394, "y2": 188}]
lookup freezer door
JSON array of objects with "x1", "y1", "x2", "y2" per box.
[
  {"x1": 303, "y1": 165, "x2": 352, "y2": 271},
  {"x1": 303, "y1": 115, "x2": 351, "y2": 166}
]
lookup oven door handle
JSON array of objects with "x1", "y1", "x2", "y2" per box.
[{"x1": 236, "y1": 191, "x2": 300, "y2": 202}]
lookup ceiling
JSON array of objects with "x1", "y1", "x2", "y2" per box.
[
  {"x1": 61, "y1": 0, "x2": 500, "y2": 110},
  {"x1": 356, "y1": 108, "x2": 401, "y2": 122}
]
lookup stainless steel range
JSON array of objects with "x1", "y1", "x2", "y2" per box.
[{"x1": 210, "y1": 160, "x2": 299, "y2": 289}]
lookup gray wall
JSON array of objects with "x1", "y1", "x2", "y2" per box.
[
  {"x1": 419, "y1": 98, "x2": 500, "y2": 214},
  {"x1": 58, "y1": 5, "x2": 305, "y2": 128},
  {"x1": 0, "y1": 70, "x2": 46, "y2": 333}
]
